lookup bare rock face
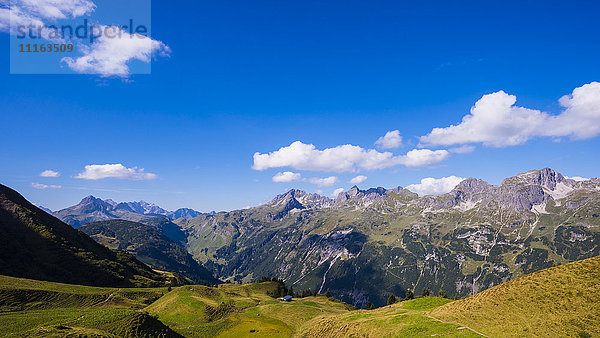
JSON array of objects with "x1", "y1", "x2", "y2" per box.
[{"x1": 335, "y1": 186, "x2": 390, "y2": 207}]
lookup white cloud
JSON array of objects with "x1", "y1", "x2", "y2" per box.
[
  {"x1": 406, "y1": 176, "x2": 466, "y2": 196},
  {"x1": 272, "y1": 171, "x2": 302, "y2": 183},
  {"x1": 253, "y1": 141, "x2": 449, "y2": 172},
  {"x1": 401, "y1": 149, "x2": 449, "y2": 167},
  {"x1": 307, "y1": 176, "x2": 339, "y2": 187},
  {"x1": 420, "y1": 82, "x2": 600, "y2": 147},
  {"x1": 40, "y1": 170, "x2": 60, "y2": 177},
  {"x1": 375, "y1": 130, "x2": 403, "y2": 149},
  {"x1": 566, "y1": 176, "x2": 589, "y2": 182},
  {"x1": 1, "y1": 0, "x2": 94, "y2": 37},
  {"x1": 349, "y1": 175, "x2": 367, "y2": 184},
  {"x1": 62, "y1": 25, "x2": 170, "y2": 77},
  {"x1": 75, "y1": 163, "x2": 157, "y2": 180},
  {"x1": 31, "y1": 182, "x2": 61, "y2": 189},
  {"x1": 272, "y1": 171, "x2": 339, "y2": 186},
  {"x1": 332, "y1": 188, "x2": 344, "y2": 197},
  {"x1": 315, "y1": 189, "x2": 323, "y2": 195},
  {"x1": 449, "y1": 145, "x2": 475, "y2": 154},
  {"x1": 19, "y1": 0, "x2": 95, "y2": 20}
]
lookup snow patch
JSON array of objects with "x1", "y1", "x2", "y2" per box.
[
  {"x1": 544, "y1": 182, "x2": 574, "y2": 201},
  {"x1": 454, "y1": 200, "x2": 479, "y2": 211},
  {"x1": 530, "y1": 202, "x2": 549, "y2": 214}
]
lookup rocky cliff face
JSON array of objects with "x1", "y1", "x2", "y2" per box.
[{"x1": 176, "y1": 168, "x2": 600, "y2": 308}]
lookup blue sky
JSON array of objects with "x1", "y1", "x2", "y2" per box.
[{"x1": 1, "y1": 0, "x2": 599, "y2": 212}]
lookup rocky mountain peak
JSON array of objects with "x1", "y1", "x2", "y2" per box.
[
  {"x1": 452, "y1": 178, "x2": 490, "y2": 195},
  {"x1": 508, "y1": 168, "x2": 566, "y2": 190},
  {"x1": 77, "y1": 195, "x2": 113, "y2": 213},
  {"x1": 268, "y1": 190, "x2": 306, "y2": 219},
  {"x1": 335, "y1": 186, "x2": 389, "y2": 206},
  {"x1": 80, "y1": 195, "x2": 100, "y2": 204}
]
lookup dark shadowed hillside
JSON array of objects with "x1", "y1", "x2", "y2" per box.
[
  {"x1": 0, "y1": 184, "x2": 173, "y2": 287},
  {"x1": 80, "y1": 220, "x2": 218, "y2": 285}
]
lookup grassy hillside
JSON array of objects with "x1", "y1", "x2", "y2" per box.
[
  {"x1": 0, "y1": 275, "x2": 180, "y2": 337},
  {"x1": 0, "y1": 275, "x2": 354, "y2": 337},
  {"x1": 296, "y1": 297, "x2": 482, "y2": 337},
  {"x1": 145, "y1": 281, "x2": 353, "y2": 337},
  {"x1": 80, "y1": 219, "x2": 218, "y2": 285},
  {"x1": 431, "y1": 255, "x2": 600, "y2": 337},
  {"x1": 0, "y1": 184, "x2": 174, "y2": 287}
]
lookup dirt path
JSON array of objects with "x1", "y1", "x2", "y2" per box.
[
  {"x1": 96, "y1": 288, "x2": 120, "y2": 306},
  {"x1": 424, "y1": 312, "x2": 488, "y2": 337}
]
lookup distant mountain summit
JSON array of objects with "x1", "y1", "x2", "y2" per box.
[
  {"x1": 0, "y1": 184, "x2": 173, "y2": 287},
  {"x1": 54, "y1": 196, "x2": 203, "y2": 227}
]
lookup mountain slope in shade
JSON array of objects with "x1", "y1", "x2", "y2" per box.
[
  {"x1": 54, "y1": 196, "x2": 203, "y2": 227},
  {"x1": 79, "y1": 220, "x2": 218, "y2": 285},
  {"x1": 0, "y1": 184, "x2": 172, "y2": 287},
  {"x1": 431, "y1": 255, "x2": 600, "y2": 337},
  {"x1": 33, "y1": 204, "x2": 53, "y2": 214}
]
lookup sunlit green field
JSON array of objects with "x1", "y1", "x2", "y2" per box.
[
  {"x1": 145, "y1": 282, "x2": 352, "y2": 337},
  {"x1": 296, "y1": 297, "x2": 481, "y2": 337},
  {"x1": 0, "y1": 275, "x2": 171, "y2": 337}
]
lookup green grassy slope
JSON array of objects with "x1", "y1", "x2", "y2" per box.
[
  {"x1": 431, "y1": 255, "x2": 600, "y2": 337},
  {"x1": 0, "y1": 184, "x2": 172, "y2": 287},
  {"x1": 80, "y1": 219, "x2": 218, "y2": 285},
  {"x1": 295, "y1": 297, "x2": 482, "y2": 337},
  {"x1": 0, "y1": 275, "x2": 354, "y2": 337},
  {"x1": 0, "y1": 275, "x2": 180, "y2": 337},
  {"x1": 145, "y1": 282, "x2": 353, "y2": 337}
]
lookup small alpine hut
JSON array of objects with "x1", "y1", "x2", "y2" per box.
[{"x1": 279, "y1": 295, "x2": 292, "y2": 302}]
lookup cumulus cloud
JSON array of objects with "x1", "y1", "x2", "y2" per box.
[
  {"x1": 40, "y1": 170, "x2": 60, "y2": 177},
  {"x1": 566, "y1": 176, "x2": 589, "y2": 182},
  {"x1": 307, "y1": 176, "x2": 339, "y2": 187},
  {"x1": 332, "y1": 188, "x2": 345, "y2": 197},
  {"x1": 271, "y1": 171, "x2": 339, "y2": 186},
  {"x1": 31, "y1": 182, "x2": 61, "y2": 189},
  {"x1": 253, "y1": 141, "x2": 449, "y2": 172},
  {"x1": 1, "y1": 0, "x2": 94, "y2": 37},
  {"x1": 420, "y1": 82, "x2": 600, "y2": 147},
  {"x1": 449, "y1": 145, "x2": 475, "y2": 154},
  {"x1": 349, "y1": 175, "x2": 367, "y2": 184},
  {"x1": 19, "y1": 0, "x2": 95, "y2": 20},
  {"x1": 401, "y1": 149, "x2": 449, "y2": 167},
  {"x1": 62, "y1": 26, "x2": 170, "y2": 77},
  {"x1": 375, "y1": 130, "x2": 403, "y2": 149},
  {"x1": 75, "y1": 163, "x2": 157, "y2": 180},
  {"x1": 406, "y1": 176, "x2": 466, "y2": 196},
  {"x1": 272, "y1": 171, "x2": 302, "y2": 183}
]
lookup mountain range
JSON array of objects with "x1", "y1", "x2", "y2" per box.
[
  {"x1": 53, "y1": 196, "x2": 205, "y2": 227},
  {"x1": 47, "y1": 168, "x2": 600, "y2": 307},
  {"x1": 173, "y1": 168, "x2": 600, "y2": 307}
]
